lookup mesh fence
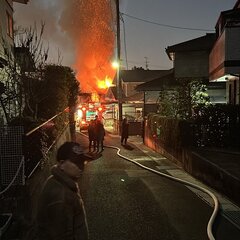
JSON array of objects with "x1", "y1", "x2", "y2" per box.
[{"x1": 0, "y1": 126, "x2": 25, "y2": 186}]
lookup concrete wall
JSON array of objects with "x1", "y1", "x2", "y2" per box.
[{"x1": 143, "y1": 121, "x2": 240, "y2": 205}]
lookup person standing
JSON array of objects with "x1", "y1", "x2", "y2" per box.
[
  {"x1": 95, "y1": 120, "x2": 105, "y2": 152},
  {"x1": 121, "y1": 118, "x2": 129, "y2": 145},
  {"x1": 88, "y1": 120, "x2": 95, "y2": 152},
  {"x1": 36, "y1": 142, "x2": 89, "y2": 240}
]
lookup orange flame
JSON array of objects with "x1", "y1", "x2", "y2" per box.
[
  {"x1": 60, "y1": 0, "x2": 117, "y2": 95},
  {"x1": 97, "y1": 76, "x2": 114, "y2": 89}
]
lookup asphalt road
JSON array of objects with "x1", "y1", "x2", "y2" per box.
[{"x1": 76, "y1": 131, "x2": 240, "y2": 240}]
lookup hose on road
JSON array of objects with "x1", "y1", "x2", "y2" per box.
[
  {"x1": 80, "y1": 131, "x2": 219, "y2": 240},
  {"x1": 106, "y1": 144, "x2": 219, "y2": 240}
]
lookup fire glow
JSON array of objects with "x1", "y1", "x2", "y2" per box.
[
  {"x1": 97, "y1": 76, "x2": 114, "y2": 89},
  {"x1": 59, "y1": 0, "x2": 116, "y2": 95}
]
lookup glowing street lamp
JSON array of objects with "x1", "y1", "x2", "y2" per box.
[{"x1": 112, "y1": 61, "x2": 120, "y2": 69}]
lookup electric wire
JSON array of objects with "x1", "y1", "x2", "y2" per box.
[
  {"x1": 120, "y1": 13, "x2": 129, "y2": 70},
  {"x1": 121, "y1": 12, "x2": 215, "y2": 32}
]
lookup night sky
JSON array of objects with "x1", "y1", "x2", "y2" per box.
[{"x1": 14, "y1": 0, "x2": 237, "y2": 70}]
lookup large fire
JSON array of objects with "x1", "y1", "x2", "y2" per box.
[{"x1": 60, "y1": 0, "x2": 116, "y2": 96}]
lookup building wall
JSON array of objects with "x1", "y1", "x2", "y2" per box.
[
  {"x1": 225, "y1": 27, "x2": 240, "y2": 75},
  {"x1": 207, "y1": 88, "x2": 226, "y2": 104},
  {"x1": 0, "y1": 0, "x2": 14, "y2": 125},
  {"x1": 122, "y1": 81, "x2": 141, "y2": 97},
  {"x1": 227, "y1": 78, "x2": 240, "y2": 104},
  {"x1": 210, "y1": 27, "x2": 240, "y2": 80},
  {"x1": 0, "y1": 0, "x2": 14, "y2": 60},
  {"x1": 209, "y1": 31, "x2": 225, "y2": 80},
  {"x1": 174, "y1": 51, "x2": 209, "y2": 78}
]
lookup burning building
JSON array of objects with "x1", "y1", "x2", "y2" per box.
[{"x1": 60, "y1": 0, "x2": 117, "y2": 101}]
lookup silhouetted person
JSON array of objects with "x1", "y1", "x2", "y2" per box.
[
  {"x1": 36, "y1": 142, "x2": 89, "y2": 240},
  {"x1": 95, "y1": 120, "x2": 105, "y2": 152},
  {"x1": 88, "y1": 120, "x2": 95, "y2": 152},
  {"x1": 121, "y1": 118, "x2": 129, "y2": 145}
]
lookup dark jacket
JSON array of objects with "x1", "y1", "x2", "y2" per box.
[
  {"x1": 88, "y1": 122, "x2": 95, "y2": 140},
  {"x1": 36, "y1": 166, "x2": 89, "y2": 240},
  {"x1": 121, "y1": 121, "x2": 129, "y2": 139},
  {"x1": 95, "y1": 121, "x2": 105, "y2": 141}
]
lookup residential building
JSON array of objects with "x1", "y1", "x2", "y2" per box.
[
  {"x1": 120, "y1": 68, "x2": 170, "y2": 97},
  {"x1": 209, "y1": 0, "x2": 240, "y2": 104},
  {"x1": 120, "y1": 68, "x2": 171, "y2": 120},
  {"x1": 165, "y1": 33, "x2": 226, "y2": 104},
  {"x1": 135, "y1": 69, "x2": 176, "y2": 116},
  {"x1": 166, "y1": 33, "x2": 216, "y2": 80},
  {"x1": 136, "y1": 32, "x2": 228, "y2": 117},
  {"x1": 0, "y1": 0, "x2": 30, "y2": 125}
]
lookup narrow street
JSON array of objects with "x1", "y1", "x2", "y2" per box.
[{"x1": 77, "y1": 131, "x2": 240, "y2": 240}]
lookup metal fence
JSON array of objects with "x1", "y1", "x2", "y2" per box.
[
  {"x1": 24, "y1": 111, "x2": 69, "y2": 178},
  {"x1": 0, "y1": 126, "x2": 25, "y2": 188}
]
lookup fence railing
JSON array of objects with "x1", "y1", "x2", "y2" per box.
[
  {"x1": 24, "y1": 110, "x2": 69, "y2": 178},
  {"x1": 147, "y1": 105, "x2": 240, "y2": 150}
]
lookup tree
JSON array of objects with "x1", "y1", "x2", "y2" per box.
[
  {"x1": 156, "y1": 78, "x2": 210, "y2": 119},
  {"x1": 177, "y1": 78, "x2": 210, "y2": 119},
  {"x1": 0, "y1": 22, "x2": 49, "y2": 124},
  {"x1": 33, "y1": 65, "x2": 79, "y2": 119}
]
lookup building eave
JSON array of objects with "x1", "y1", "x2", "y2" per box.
[{"x1": 13, "y1": 0, "x2": 29, "y2": 4}]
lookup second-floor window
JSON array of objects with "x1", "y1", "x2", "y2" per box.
[{"x1": 6, "y1": 11, "x2": 13, "y2": 39}]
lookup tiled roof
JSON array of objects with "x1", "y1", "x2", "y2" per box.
[
  {"x1": 136, "y1": 70, "x2": 178, "y2": 91},
  {"x1": 122, "y1": 92, "x2": 144, "y2": 102},
  {"x1": 119, "y1": 69, "x2": 172, "y2": 83},
  {"x1": 166, "y1": 33, "x2": 216, "y2": 56},
  {"x1": 13, "y1": 0, "x2": 29, "y2": 4},
  {"x1": 106, "y1": 86, "x2": 126, "y2": 100}
]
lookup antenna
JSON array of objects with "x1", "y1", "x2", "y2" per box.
[{"x1": 144, "y1": 57, "x2": 149, "y2": 70}]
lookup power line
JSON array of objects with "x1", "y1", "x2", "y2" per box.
[
  {"x1": 120, "y1": 13, "x2": 129, "y2": 70},
  {"x1": 122, "y1": 59, "x2": 169, "y2": 69},
  {"x1": 121, "y1": 12, "x2": 214, "y2": 32}
]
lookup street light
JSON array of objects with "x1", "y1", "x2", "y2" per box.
[{"x1": 112, "y1": 61, "x2": 120, "y2": 69}]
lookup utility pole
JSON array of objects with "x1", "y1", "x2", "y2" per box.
[
  {"x1": 144, "y1": 57, "x2": 149, "y2": 70},
  {"x1": 116, "y1": 0, "x2": 122, "y2": 133}
]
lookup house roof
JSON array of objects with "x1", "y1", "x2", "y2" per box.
[
  {"x1": 215, "y1": 8, "x2": 240, "y2": 29},
  {"x1": 136, "y1": 70, "x2": 178, "y2": 91},
  {"x1": 122, "y1": 92, "x2": 144, "y2": 102},
  {"x1": 234, "y1": 0, "x2": 240, "y2": 9},
  {"x1": 106, "y1": 86, "x2": 126, "y2": 101},
  {"x1": 13, "y1": 0, "x2": 29, "y2": 4},
  {"x1": 166, "y1": 33, "x2": 216, "y2": 60},
  {"x1": 120, "y1": 69, "x2": 172, "y2": 83}
]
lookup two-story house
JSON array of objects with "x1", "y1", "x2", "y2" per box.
[
  {"x1": 165, "y1": 33, "x2": 227, "y2": 104},
  {"x1": 120, "y1": 68, "x2": 171, "y2": 120},
  {"x1": 136, "y1": 33, "x2": 224, "y2": 117},
  {"x1": 209, "y1": 0, "x2": 240, "y2": 104},
  {"x1": 0, "y1": 0, "x2": 30, "y2": 125}
]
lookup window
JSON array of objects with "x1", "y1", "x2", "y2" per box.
[{"x1": 6, "y1": 11, "x2": 13, "y2": 38}]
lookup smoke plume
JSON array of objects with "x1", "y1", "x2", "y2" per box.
[{"x1": 59, "y1": 0, "x2": 116, "y2": 94}]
